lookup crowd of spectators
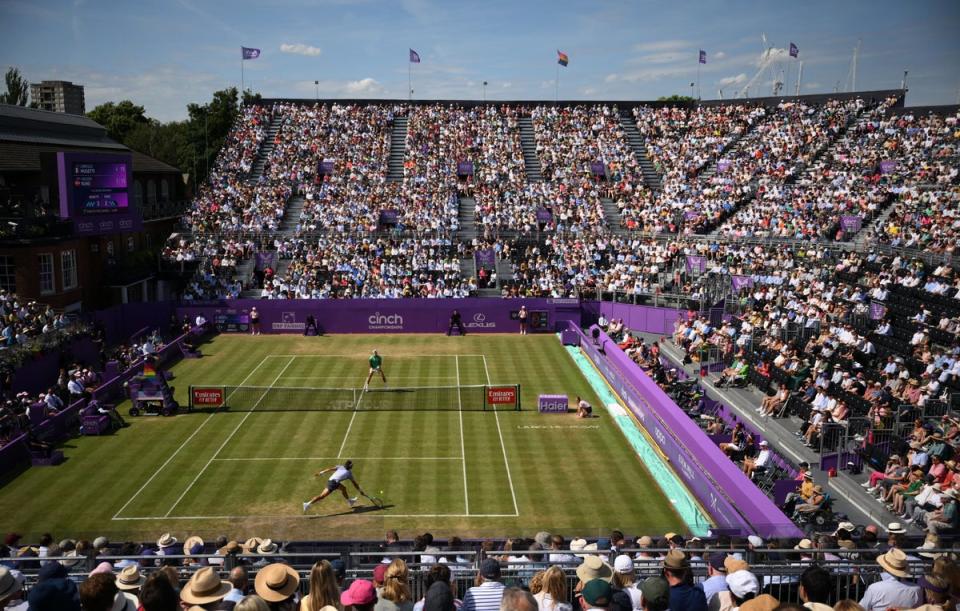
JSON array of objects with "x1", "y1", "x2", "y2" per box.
[
  {"x1": 261, "y1": 237, "x2": 475, "y2": 299},
  {"x1": 4, "y1": 528, "x2": 960, "y2": 611}
]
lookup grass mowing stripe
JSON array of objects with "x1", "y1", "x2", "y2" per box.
[
  {"x1": 164, "y1": 356, "x2": 296, "y2": 517},
  {"x1": 483, "y1": 354, "x2": 519, "y2": 516},
  {"x1": 113, "y1": 354, "x2": 273, "y2": 519},
  {"x1": 456, "y1": 355, "x2": 469, "y2": 515}
]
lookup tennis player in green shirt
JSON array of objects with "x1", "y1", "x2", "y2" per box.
[{"x1": 364, "y1": 349, "x2": 387, "y2": 390}]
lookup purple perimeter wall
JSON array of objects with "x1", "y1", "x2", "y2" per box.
[
  {"x1": 571, "y1": 322, "x2": 801, "y2": 538},
  {"x1": 176, "y1": 298, "x2": 582, "y2": 334}
]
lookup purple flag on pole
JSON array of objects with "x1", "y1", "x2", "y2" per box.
[
  {"x1": 685, "y1": 255, "x2": 706, "y2": 275},
  {"x1": 716, "y1": 160, "x2": 731, "y2": 173},
  {"x1": 475, "y1": 248, "x2": 496, "y2": 270},
  {"x1": 789, "y1": 43, "x2": 799, "y2": 58},
  {"x1": 590, "y1": 161, "x2": 606, "y2": 176},
  {"x1": 879, "y1": 160, "x2": 897, "y2": 174},
  {"x1": 870, "y1": 301, "x2": 887, "y2": 321},
  {"x1": 457, "y1": 161, "x2": 474, "y2": 176},
  {"x1": 536, "y1": 208, "x2": 554, "y2": 223},
  {"x1": 731, "y1": 275, "x2": 754, "y2": 292},
  {"x1": 241, "y1": 47, "x2": 261, "y2": 60},
  {"x1": 254, "y1": 251, "x2": 275, "y2": 272},
  {"x1": 840, "y1": 215, "x2": 862, "y2": 233},
  {"x1": 699, "y1": 50, "x2": 707, "y2": 64},
  {"x1": 409, "y1": 49, "x2": 421, "y2": 63}
]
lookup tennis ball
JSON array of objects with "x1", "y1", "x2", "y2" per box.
[{"x1": 379, "y1": 490, "x2": 384, "y2": 494}]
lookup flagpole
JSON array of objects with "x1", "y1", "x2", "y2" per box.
[
  {"x1": 697, "y1": 62, "x2": 701, "y2": 100},
  {"x1": 408, "y1": 61, "x2": 412, "y2": 101},
  {"x1": 241, "y1": 55, "x2": 245, "y2": 103},
  {"x1": 555, "y1": 63, "x2": 559, "y2": 103}
]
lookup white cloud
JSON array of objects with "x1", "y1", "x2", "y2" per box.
[
  {"x1": 280, "y1": 43, "x2": 322, "y2": 57},
  {"x1": 633, "y1": 39, "x2": 691, "y2": 53},
  {"x1": 500, "y1": 82, "x2": 511, "y2": 89},
  {"x1": 344, "y1": 77, "x2": 381, "y2": 94},
  {"x1": 604, "y1": 73, "x2": 619, "y2": 83},
  {"x1": 719, "y1": 73, "x2": 748, "y2": 87},
  {"x1": 714, "y1": 51, "x2": 727, "y2": 60}
]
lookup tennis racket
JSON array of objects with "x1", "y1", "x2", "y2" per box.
[{"x1": 362, "y1": 492, "x2": 385, "y2": 508}]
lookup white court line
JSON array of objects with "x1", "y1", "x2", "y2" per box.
[
  {"x1": 164, "y1": 356, "x2": 296, "y2": 517},
  {"x1": 280, "y1": 376, "x2": 458, "y2": 380},
  {"x1": 112, "y1": 355, "x2": 272, "y2": 520},
  {"x1": 214, "y1": 457, "x2": 462, "y2": 461},
  {"x1": 112, "y1": 513, "x2": 520, "y2": 521},
  {"x1": 264, "y1": 354, "x2": 490, "y2": 358},
  {"x1": 482, "y1": 355, "x2": 519, "y2": 517},
  {"x1": 455, "y1": 355, "x2": 469, "y2": 515},
  {"x1": 338, "y1": 411, "x2": 358, "y2": 458}
]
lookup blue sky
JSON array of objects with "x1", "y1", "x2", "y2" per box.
[{"x1": 2, "y1": 0, "x2": 958, "y2": 121}]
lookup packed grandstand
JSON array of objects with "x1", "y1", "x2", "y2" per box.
[{"x1": 3, "y1": 91, "x2": 960, "y2": 611}]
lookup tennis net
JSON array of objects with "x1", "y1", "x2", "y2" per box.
[{"x1": 188, "y1": 384, "x2": 521, "y2": 412}]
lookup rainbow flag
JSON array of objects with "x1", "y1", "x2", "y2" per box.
[
  {"x1": 143, "y1": 362, "x2": 157, "y2": 379},
  {"x1": 557, "y1": 50, "x2": 569, "y2": 67}
]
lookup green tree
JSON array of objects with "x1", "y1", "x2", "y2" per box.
[
  {"x1": 87, "y1": 100, "x2": 149, "y2": 142},
  {"x1": 242, "y1": 88, "x2": 262, "y2": 105},
  {"x1": 186, "y1": 87, "x2": 241, "y2": 183},
  {"x1": 1, "y1": 67, "x2": 30, "y2": 106},
  {"x1": 657, "y1": 95, "x2": 697, "y2": 103}
]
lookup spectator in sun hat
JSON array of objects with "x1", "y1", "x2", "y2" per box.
[
  {"x1": 925, "y1": 487, "x2": 960, "y2": 534},
  {"x1": 254, "y1": 562, "x2": 300, "y2": 607},
  {"x1": 115, "y1": 564, "x2": 145, "y2": 607},
  {"x1": 0, "y1": 566, "x2": 25, "y2": 609},
  {"x1": 156, "y1": 533, "x2": 177, "y2": 563},
  {"x1": 633, "y1": 537, "x2": 657, "y2": 564},
  {"x1": 342, "y1": 580, "x2": 378, "y2": 611},
  {"x1": 858, "y1": 549, "x2": 922, "y2": 611},
  {"x1": 661, "y1": 550, "x2": 706, "y2": 611},
  {"x1": 725, "y1": 569, "x2": 760, "y2": 609},
  {"x1": 610, "y1": 555, "x2": 642, "y2": 610},
  {"x1": 180, "y1": 566, "x2": 232, "y2": 609},
  {"x1": 639, "y1": 577, "x2": 669, "y2": 611},
  {"x1": 577, "y1": 556, "x2": 613, "y2": 585},
  {"x1": 701, "y1": 553, "x2": 730, "y2": 605},
  {"x1": 914, "y1": 573, "x2": 951, "y2": 610}
]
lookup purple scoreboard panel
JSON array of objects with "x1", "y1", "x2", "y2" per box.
[{"x1": 56, "y1": 152, "x2": 142, "y2": 236}]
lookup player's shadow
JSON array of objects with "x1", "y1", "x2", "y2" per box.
[{"x1": 311, "y1": 504, "x2": 395, "y2": 518}]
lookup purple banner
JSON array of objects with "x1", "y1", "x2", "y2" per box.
[
  {"x1": 255, "y1": 251, "x2": 276, "y2": 272},
  {"x1": 684, "y1": 211, "x2": 699, "y2": 220},
  {"x1": 538, "y1": 394, "x2": 568, "y2": 413},
  {"x1": 573, "y1": 323, "x2": 800, "y2": 538},
  {"x1": 597, "y1": 302, "x2": 683, "y2": 335},
  {"x1": 870, "y1": 301, "x2": 887, "y2": 320},
  {"x1": 840, "y1": 215, "x2": 862, "y2": 233},
  {"x1": 176, "y1": 298, "x2": 582, "y2": 335},
  {"x1": 379, "y1": 209, "x2": 399, "y2": 225},
  {"x1": 685, "y1": 255, "x2": 706, "y2": 275},
  {"x1": 879, "y1": 160, "x2": 897, "y2": 174},
  {"x1": 318, "y1": 160, "x2": 335, "y2": 174},
  {"x1": 716, "y1": 160, "x2": 732, "y2": 173},
  {"x1": 475, "y1": 248, "x2": 496, "y2": 270},
  {"x1": 457, "y1": 161, "x2": 474, "y2": 176},
  {"x1": 590, "y1": 161, "x2": 606, "y2": 176},
  {"x1": 731, "y1": 275, "x2": 754, "y2": 292},
  {"x1": 536, "y1": 208, "x2": 553, "y2": 223}
]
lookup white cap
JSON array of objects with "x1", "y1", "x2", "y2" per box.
[
  {"x1": 747, "y1": 535, "x2": 764, "y2": 547},
  {"x1": 614, "y1": 554, "x2": 634, "y2": 573}
]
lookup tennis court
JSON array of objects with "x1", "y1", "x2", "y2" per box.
[{"x1": 0, "y1": 334, "x2": 687, "y2": 540}]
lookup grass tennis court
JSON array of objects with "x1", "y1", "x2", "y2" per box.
[{"x1": 0, "y1": 334, "x2": 686, "y2": 540}]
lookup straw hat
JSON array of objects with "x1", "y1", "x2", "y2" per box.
[
  {"x1": 576, "y1": 555, "x2": 613, "y2": 583},
  {"x1": 256, "y1": 539, "x2": 278, "y2": 555},
  {"x1": 180, "y1": 567, "x2": 231, "y2": 605},
  {"x1": 156, "y1": 533, "x2": 177, "y2": 549},
  {"x1": 183, "y1": 536, "x2": 204, "y2": 557},
  {"x1": 218, "y1": 541, "x2": 240, "y2": 555},
  {"x1": 115, "y1": 565, "x2": 145, "y2": 591},
  {"x1": 794, "y1": 539, "x2": 813, "y2": 550},
  {"x1": 242, "y1": 537, "x2": 263, "y2": 554},
  {"x1": 877, "y1": 549, "x2": 911, "y2": 578},
  {"x1": 254, "y1": 563, "x2": 300, "y2": 602}
]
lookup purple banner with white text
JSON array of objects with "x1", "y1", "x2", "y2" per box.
[
  {"x1": 840, "y1": 215, "x2": 862, "y2": 233},
  {"x1": 731, "y1": 275, "x2": 754, "y2": 292},
  {"x1": 475, "y1": 248, "x2": 496, "y2": 271},
  {"x1": 685, "y1": 255, "x2": 706, "y2": 275}
]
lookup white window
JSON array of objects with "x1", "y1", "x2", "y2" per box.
[
  {"x1": 38, "y1": 253, "x2": 54, "y2": 294},
  {"x1": 61, "y1": 250, "x2": 77, "y2": 290},
  {"x1": 0, "y1": 255, "x2": 15, "y2": 292}
]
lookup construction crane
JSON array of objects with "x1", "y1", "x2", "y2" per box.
[{"x1": 739, "y1": 33, "x2": 784, "y2": 98}]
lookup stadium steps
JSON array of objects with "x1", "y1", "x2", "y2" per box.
[
  {"x1": 457, "y1": 196, "x2": 478, "y2": 240},
  {"x1": 600, "y1": 198, "x2": 627, "y2": 235},
  {"x1": 460, "y1": 256, "x2": 477, "y2": 287},
  {"x1": 247, "y1": 116, "x2": 281, "y2": 185},
  {"x1": 518, "y1": 117, "x2": 543, "y2": 182},
  {"x1": 279, "y1": 195, "x2": 306, "y2": 234},
  {"x1": 387, "y1": 116, "x2": 408, "y2": 183},
  {"x1": 618, "y1": 114, "x2": 661, "y2": 191},
  {"x1": 495, "y1": 257, "x2": 513, "y2": 282},
  {"x1": 647, "y1": 334, "x2": 918, "y2": 533}
]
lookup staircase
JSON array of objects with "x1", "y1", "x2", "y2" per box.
[
  {"x1": 387, "y1": 116, "x2": 408, "y2": 182},
  {"x1": 618, "y1": 114, "x2": 661, "y2": 191},
  {"x1": 518, "y1": 117, "x2": 543, "y2": 182},
  {"x1": 495, "y1": 258, "x2": 514, "y2": 284},
  {"x1": 279, "y1": 195, "x2": 306, "y2": 234},
  {"x1": 247, "y1": 116, "x2": 282, "y2": 185},
  {"x1": 457, "y1": 196, "x2": 478, "y2": 240},
  {"x1": 600, "y1": 198, "x2": 627, "y2": 235}
]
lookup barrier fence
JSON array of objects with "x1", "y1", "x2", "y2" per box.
[{"x1": 11, "y1": 548, "x2": 950, "y2": 605}]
